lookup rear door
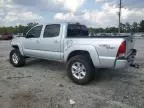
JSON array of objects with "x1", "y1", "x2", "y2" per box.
[{"x1": 38, "y1": 24, "x2": 61, "y2": 60}]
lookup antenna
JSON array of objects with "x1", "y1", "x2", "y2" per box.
[{"x1": 118, "y1": 0, "x2": 122, "y2": 34}]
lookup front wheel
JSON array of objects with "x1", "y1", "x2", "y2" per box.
[
  {"x1": 9, "y1": 49, "x2": 25, "y2": 67},
  {"x1": 67, "y1": 55, "x2": 95, "y2": 85}
]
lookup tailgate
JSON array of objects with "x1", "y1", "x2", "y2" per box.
[{"x1": 125, "y1": 35, "x2": 135, "y2": 56}]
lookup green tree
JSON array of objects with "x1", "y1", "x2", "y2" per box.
[
  {"x1": 140, "y1": 20, "x2": 144, "y2": 32},
  {"x1": 125, "y1": 22, "x2": 131, "y2": 33},
  {"x1": 120, "y1": 23, "x2": 126, "y2": 33},
  {"x1": 132, "y1": 22, "x2": 138, "y2": 33},
  {"x1": 24, "y1": 22, "x2": 39, "y2": 33},
  {"x1": 27, "y1": 22, "x2": 38, "y2": 29}
]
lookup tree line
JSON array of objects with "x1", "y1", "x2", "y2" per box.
[
  {"x1": 0, "y1": 20, "x2": 144, "y2": 35},
  {"x1": 0, "y1": 22, "x2": 38, "y2": 35},
  {"x1": 89, "y1": 20, "x2": 144, "y2": 34}
]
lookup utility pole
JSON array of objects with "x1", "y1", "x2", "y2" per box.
[{"x1": 118, "y1": 0, "x2": 122, "y2": 34}]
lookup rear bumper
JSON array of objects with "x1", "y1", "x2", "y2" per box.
[{"x1": 115, "y1": 49, "x2": 137, "y2": 69}]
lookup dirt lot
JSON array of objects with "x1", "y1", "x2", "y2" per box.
[{"x1": 0, "y1": 39, "x2": 144, "y2": 108}]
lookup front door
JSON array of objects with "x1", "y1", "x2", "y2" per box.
[{"x1": 23, "y1": 25, "x2": 43, "y2": 57}]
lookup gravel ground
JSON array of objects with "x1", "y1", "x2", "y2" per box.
[{"x1": 0, "y1": 39, "x2": 144, "y2": 108}]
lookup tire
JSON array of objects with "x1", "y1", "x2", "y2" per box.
[
  {"x1": 67, "y1": 55, "x2": 95, "y2": 85},
  {"x1": 9, "y1": 49, "x2": 25, "y2": 67}
]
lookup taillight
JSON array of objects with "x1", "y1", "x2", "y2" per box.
[{"x1": 116, "y1": 41, "x2": 126, "y2": 58}]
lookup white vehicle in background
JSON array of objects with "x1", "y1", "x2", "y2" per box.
[{"x1": 9, "y1": 22, "x2": 137, "y2": 84}]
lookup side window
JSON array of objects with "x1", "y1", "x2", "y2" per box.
[
  {"x1": 27, "y1": 25, "x2": 43, "y2": 38},
  {"x1": 43, "y1": 24, "x2": 60, "y2": 38}
]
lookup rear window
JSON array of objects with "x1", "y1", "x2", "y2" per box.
[{"x1": 67, "y1": 24, "x2": 88, "y2": 37}]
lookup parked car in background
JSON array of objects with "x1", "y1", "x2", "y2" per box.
[{"x1": 0, "y1": 34, "x2": 13, "y2": 40}]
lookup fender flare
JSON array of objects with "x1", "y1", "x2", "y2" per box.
[
  {"x1": 11, "y1": 44, "x2": 24, "y2": 55},
  {"x1": 64, "y1": 45, "x2": 101, "y2": 67}
]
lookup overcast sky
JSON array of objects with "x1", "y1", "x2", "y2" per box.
[{"x1": 0, "y1": 0, "x2": 144, "y2": 27}]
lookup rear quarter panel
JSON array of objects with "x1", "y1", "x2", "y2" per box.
[
  {"x1": 64, "y1": 38, "x2": 124, "y2": 68},
  {"x1": 64, "y1": 41, "x2": 101, "y2": 67},
  {"x1": 94, "y1": 38, "x2": 124, "y2": 68}
]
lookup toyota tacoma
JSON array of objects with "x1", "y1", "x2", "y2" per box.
[{"x1": 9, "y1": 22, "x2": 137, "y2": 84}]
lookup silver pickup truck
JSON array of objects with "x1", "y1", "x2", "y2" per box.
[{"x1": 9, "y1": 22, "x2": 136, "y2": 84}]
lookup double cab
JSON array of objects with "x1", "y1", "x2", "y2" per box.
[{"x1": 10, "y1": 22, "x2": 137, "y2": 84}]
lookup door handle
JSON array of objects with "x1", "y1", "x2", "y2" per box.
[
  {"x1": 36, "y1": 40, "x2": 40, "y2": 44},
  {"x1": 54, "y1": 40, "x2": 59, "y2": 43}
]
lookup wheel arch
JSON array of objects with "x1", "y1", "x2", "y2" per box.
[
  {"x1": 11, "y1": 44, "x2": 24, "y2": 55},
  {"x1": 12, "y1": 45, "x2": 19, "y2": 49},
  {"x1": 65, "y1": 45, "x2": 101, "y2": 67},
  {"x1": 67, "y1": 50, "x2": 90, "y2": 61}
]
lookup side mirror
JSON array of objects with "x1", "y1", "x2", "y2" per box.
[{"x1": 26, "y1": 34, "x2": 34, "y2": 38}]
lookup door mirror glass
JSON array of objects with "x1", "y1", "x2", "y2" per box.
[{"x1": 26, "y1": 34, "x2": 35, "y2": 38}]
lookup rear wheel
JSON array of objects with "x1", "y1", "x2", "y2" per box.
[
  {"x1": 9, "y1": 49, "x2": 25, "y2": 67},
  {"x1": 67, "y1": 55, "x2": 95, "y2": 85}
]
